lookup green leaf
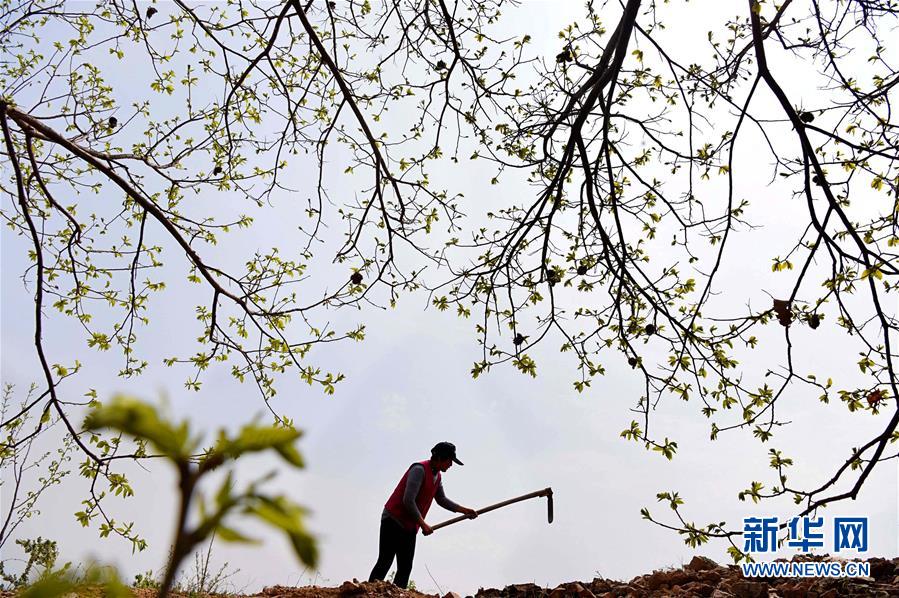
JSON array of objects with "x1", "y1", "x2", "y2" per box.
[
  {"x1": 210, "y1": 424, "x2": 303, "y2": 466},
  {"x1": 247, "y1": 495, "x2": 317, "y2": 567},
  {"x1": 215, "y1": 525, "x2": 258, "y2": 544},
  {"x1": 83, "y1": 395, "x2": 194, "y2": 460}
]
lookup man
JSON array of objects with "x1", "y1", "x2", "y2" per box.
[{"x1": 369, "y1": 442, "x2": 478, "y2": 588}]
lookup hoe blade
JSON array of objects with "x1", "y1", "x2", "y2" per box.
[{"x1": 545, "y1": 488, "x2": 553, "y2": 523}]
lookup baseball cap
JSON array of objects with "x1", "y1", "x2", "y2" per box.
[{"x1": 431, "y1": 441, "x2": 464, "y2": 465}]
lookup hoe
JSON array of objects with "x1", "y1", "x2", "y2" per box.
[{"x1": 431, "y1": 487, "x2": 554, "y2": 532}]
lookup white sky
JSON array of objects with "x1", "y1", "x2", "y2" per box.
[{"x1": 2, "y1": 1, "x2": 897, "y2": 595}]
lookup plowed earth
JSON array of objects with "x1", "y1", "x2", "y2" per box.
[
  {"x1": 126, "y1": 555, "x2": 899, "y2": 598},
  {"x1": 10, "y1": 555, "x2": 897, "y2": 597}
]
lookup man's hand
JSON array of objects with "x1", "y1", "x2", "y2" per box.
[
  {"x1": 460, "y1": 507, "x2": 478, "y2": 519},
  {"x1": 421, "y1": 522, "x2": 434, "y2": 536}
]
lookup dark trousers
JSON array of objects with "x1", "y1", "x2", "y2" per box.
[{"x1": 369, "y1": 516, "x2": 417, "y2": 588}]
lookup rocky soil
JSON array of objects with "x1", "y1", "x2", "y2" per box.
[
  {"x1": 233, "y1": 555, "x2": 899, "y2": 598},
  {"x1": 16, "y1": 555, "x2": 899, "y2": 597}
]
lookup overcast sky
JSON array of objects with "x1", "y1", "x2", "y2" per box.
[{"x1": 2, "y1": 1, "x2": 897, "y2": 596}]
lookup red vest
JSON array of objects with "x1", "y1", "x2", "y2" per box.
[{"x1": 384, "y1": 460, "x2": 441, "y2": 532}]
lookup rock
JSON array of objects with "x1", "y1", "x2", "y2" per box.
[
  {"x1": 870, "y1": 558, "x2": 895, "y2": 581},
  {"x1": 727, "y1": 580, "x2": 767, "y2": 598},
  {"x1": 774, "y1": 582, "x2": 806, "y2": 598},
  {"x1": 710, "y1": 590, "x2": 735, "y2": 598},
  {"x1": 686, "y1": 556, "x2": 721, "y2": 572},
  {"x1": 697, "y1": 569, "x2": 724, "y2": 585},
  {"x1": 544, "y1": 583, "x2": 594, "y2": 598},
  {"x1": 643, "y1": 569, "x2": 691, "y2": 591},
  {"x1": 572, "y1": 584, "x2": 595, "y2": 598},
  {"x1": 682, "y1": 582, "x2": 715, "y2": 597},
  {"x1": 443, "y1": 593, "x2": 463, "y2": 598},
  {"x1": 589, "y1": 579, "x2": 612, "y2": 594},
  {"x1": 338, "y1": 580, "x2": 365, "y2": 595},
  {"x1": 503, "y1": 582, "x2": 544, "y2": 596},
  {"x1": 549, "y1": 585, "x2": 567, "y2": 598}
]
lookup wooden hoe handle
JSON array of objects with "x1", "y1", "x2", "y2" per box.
[{"x1": 430, "y1": 487, "x2": 553, "y2": 532}]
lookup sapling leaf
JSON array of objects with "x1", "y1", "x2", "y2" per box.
[{"x1": 83, "y1": 395, "x2": 195, "y2": 460}]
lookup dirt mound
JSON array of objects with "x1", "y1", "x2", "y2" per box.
[
  {"x1": 30, "y1": 555, "x2": 899, "y2": 597},
  {"x1": 473, "y1": 555, "x2": 899, "y2": 598},
  {"x1": 252, "y1": 555, "x2": 899, "y2": 598}
]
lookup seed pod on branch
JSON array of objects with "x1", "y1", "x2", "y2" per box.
[{"x1": 773, "y1": 299, "x2": 792, "y2": 327}]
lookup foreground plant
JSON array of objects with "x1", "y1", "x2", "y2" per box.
[{"x1": 78, "y1": 395, "x2": 317, "y2": 597}]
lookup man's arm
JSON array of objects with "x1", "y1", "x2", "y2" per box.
[
  {"x1": 435, "y1": 479, "x2": 478, "y2": 519},
  {"x1": 402, "y1": 464, "x2": 433, "y2": 533},
  {"x1": 434, "y1": 481, "x2": 462, "y2": 511}
]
